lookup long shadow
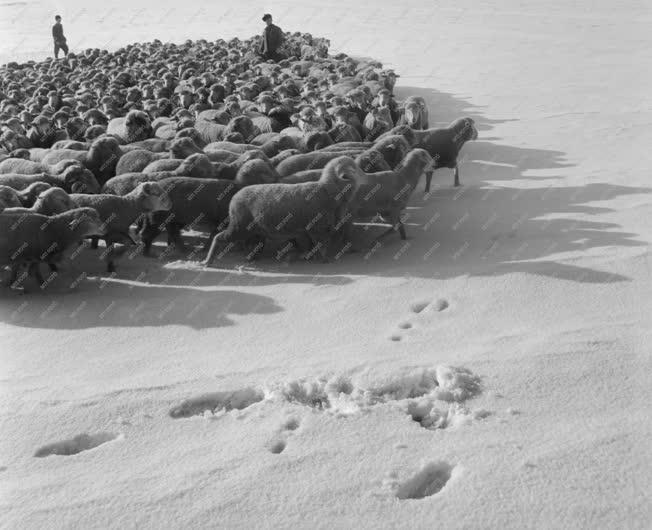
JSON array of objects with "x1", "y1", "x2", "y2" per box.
[{"x1": 0, "y1": 270, "x2": 283, "y2": 329}]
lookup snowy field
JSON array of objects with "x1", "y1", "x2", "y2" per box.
[{"x1": 1, "y1": 0, "x2": 651, "y2": 528}]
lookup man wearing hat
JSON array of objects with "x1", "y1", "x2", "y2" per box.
[
  {"x1": 52, "y1": 15, "x2": 69, "y2": 59},
  {"x1": 260, "y1": 14, "x2": 285, "y2": 62}
]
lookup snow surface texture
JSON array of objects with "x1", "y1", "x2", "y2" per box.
[{"x1": 1, "y1": 0, "x2": 651, "y2": 529}]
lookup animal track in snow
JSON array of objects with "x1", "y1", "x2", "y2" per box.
[
  {"x1": 396, "y1": 461, "x2": 454, "y2": 500},
  {"x1": 267, "y1": 437, "x2": 287, "y2": 454},
  {"x1": 434, "y1": 298, "x2": 449, "y2": 311},
  {"x1": 281, "y1": 417, "x2": 300, "y2": 431},
  {"x1": 169, "y1": 387, "x2": 264, "y2": 419},
  {"x1": 34, "y1": 432, "x2": 120, "y2": 457},
  {"x1": 410, "y1": 301, "x2": 430, "y2": 314}
]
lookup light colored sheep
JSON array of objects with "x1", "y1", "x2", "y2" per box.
[
  {"x1": 0, "y1": 165, "x2": 101, "y2": 194},
  {"x1": 39, "y1": 136, "x2": 125, "y2": 186},
  {"x1": 2, "y1": 187, "x2": 75, "y2": 216},
  {"x1": 275, "y1": 149, "x2": 366, "y2": 177},
  {"x1": 0, "y1": 157, "x2": 80, "y2": 176},
  {"x1": 204, "y1": 156, "x2": 363, "y2": 264}
]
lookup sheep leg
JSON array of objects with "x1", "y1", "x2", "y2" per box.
[
  {"x1": 244, "y1": 236, "x2": 265, "y2": 261},
  {"x1": 48, "y1": 263, "x2": 58, "y2": 273},
  {"x1": 90, "y1": 236, "x2": 100, "y2": 249},
  {"x1": 453, "y1": 164, "x2": 460, "y2": 187},
  {"x1": 29, "y1": 262, "x2": 45, "y2": 288},
  {"x1": 424, "y1": 169, "x2": 434, "y2": 193},
  {"x1": 140, "y1": 219, "x2": 161, "y2": 257},
  {"x1": 6, "y1": 264, "x2": 21, "y2": 288}
]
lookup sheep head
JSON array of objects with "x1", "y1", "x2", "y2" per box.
[
  {"x1": 62, "y1": 165, "x2": 101, "y2": 194},
  {"x1": 133, "y1": 182, "x2": 173, "y2": 212},
  {"x1": 0, "y1": 186, "x2": 21, "y2": 208},
  {"x1": 34, "y1": 187, "x2": 75, "y2": 215},
  {"x1": 169, "y1": 137, "x2": 202, "y2": 159},
  {"x1": 320, "y1": 156, "x2": 361, "y2": 199},
  {"x1": 124, "y1": 110, "x2": 153, "y2": 142}
]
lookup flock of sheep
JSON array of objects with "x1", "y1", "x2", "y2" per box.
[{"x1": 0, "y1": 32, "x2": 478, "y2": 291}]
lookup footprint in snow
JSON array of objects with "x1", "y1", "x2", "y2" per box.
[
  {"x1": 169, "y1": 387, "x2": 264, "y2": 419},
  {"x1": 410, "y1": 301, "x2": 430, "y2": 314},
  {"x1": 34, "y1": 432, "x2": 120, "y2": 458},
  {"x1": 396, "y1": 461, "x2": 454, "y2": 500},
  {"x1": 267, "y1": 437, "x2": 287, "y2": 454},
  {"x1": 267, "y1": 416, "x2": 301, "y2": 454}
]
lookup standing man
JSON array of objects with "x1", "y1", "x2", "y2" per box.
[
  {"x1": 52, "y1": 15, "x2": 68, "y2": 59},
  {"x1": 260, "y1": 14, "x2": 284, "y2": 62}
]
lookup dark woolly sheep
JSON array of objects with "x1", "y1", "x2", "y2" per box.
[
  {"x1": 397, "y1": 96, "x2": 429, "y2": 130},
  {"x1": 0, "y1": 207, "x2": 105, "y2": 290},
  {"x1": 69, "y1": 182, "x2": 173, "y2": 271},
  {"x1": 411, "y1": 117, "x2": 479, "y2": 189},
  {"x1": 355, "y1": 135, "x2": 411, "y2": 173},
  {"x1": 106, "y1": 110, "x2": 154, "y2": 143},
  {"x1": 141, "y1": 161, "x2": 277, "y2": 255},
  {"x1": 0, "y1": 186, "x2": 22, "y2": 210}
]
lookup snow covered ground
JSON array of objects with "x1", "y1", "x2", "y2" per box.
[{"x1": 1, "y1": 0, "x2": 651, "y2": 528}]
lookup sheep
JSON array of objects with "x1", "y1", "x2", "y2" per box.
[
  {"x1": 115, "y1": 149, "x2": 168, "y2": 175},
  {"x1": 0, "y1": 186, "x2": 22, "y2": 210},
  {"x1": 194, "y1": 119, "x2": 227, "y2": 144},
  {"x1": 412, "y1": 117, "x2": 479, "y2": 190},
  {"x1": 347, "y1": 148, "x2": 432, "y2": 241},
  {"x1": 204, "y1": 156, "x2": 363, "y2": 265},
  {"x1": 355, "y1": 135, "x2": 411, "y2": 173},
  {"x1": 270, "y1": 149, "x2": 301, "y2": 167},
  {"x1": 320, "y1": 142, "x2": 372, "y2": 152},
  {"x1": 2, "y1": 187, "x2": 75, "y2": 216},
  {"x1": 0, "y1": 157, "x2": 81, "y2": 176},
  {"x1": 52, "y1": 140, "x2": 89, "y2": 150},
  {"x1": 140, "y1": 161, "x2": 277, "y2": 255},
  {"x1": 0, "y1": 165, "x2": 101, "y2": 194},
  {"x1": 16, "y1": 182, "x2": 53, "y2": 206},
  {"x1": 0, "y1": 207, "x2": 105, "y2": 289},
  {"x1": 106, "y1": 110, "x2": 154, "y2": 143},
  {"x1": 275, "y1": 149, "x2": 366, "y2": 177},
  {"x1": 362, "y1": 107, "x2": 394, "y2": 141},
  {"x1": 397, "y1": 96, "x2": 429, "y2": 130},
  {"x1": 68, "y1": 182, "x2": 173, "y2": 272},
  {"x1": 39, "y1": 136, "x2": 124, "y2": 186}
]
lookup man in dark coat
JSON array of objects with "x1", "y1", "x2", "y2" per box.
[
  {"x1": 52, "y1": 15, "x2": 68, "y2": 59},
  {"x1": 260, "y1": 14, "x2": 284, "y2": 62}
]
